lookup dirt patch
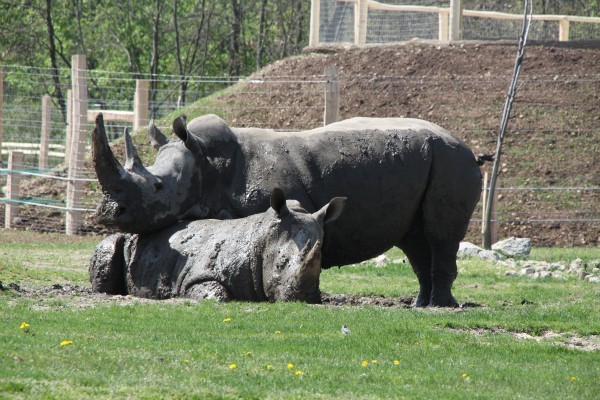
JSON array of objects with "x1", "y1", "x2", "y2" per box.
[{"x1": 448, "y1": 326, "x2": 600, "y2": 351}]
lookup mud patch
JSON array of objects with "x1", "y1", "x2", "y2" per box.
[
  {"x1": 448, "y1": 326, "x2": 600, "y2": 351},
  {"x1": 321, "y1": 293, "x2": 414, "y2": 308}
]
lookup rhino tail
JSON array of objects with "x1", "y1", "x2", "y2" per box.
[{"x1": 476, "y1": 153, "x2": 495, "y2": 166}]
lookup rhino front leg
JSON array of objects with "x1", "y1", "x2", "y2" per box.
[
  {"x1": 89, "y1": 233, "x2": 128, "y2": 295},
  {"x1": 184, "y1": 281, "x2": 231, "y2": 302}
]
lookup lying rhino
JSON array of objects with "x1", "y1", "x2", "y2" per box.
[
  {"x1": 92, "y1": 113, "x2": 483, "y2": 307},
  {"x1": 90, "y1": 189, "x2": 345, "y2": 302}
]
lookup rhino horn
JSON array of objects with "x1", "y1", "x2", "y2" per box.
[
  {"x1": 173, "y1": 115, "x2": 206, "y2": 153},
  {"x1": 123, "y1": 128, "x2": 151, "y2": 176},
  {"x1": 148, "y1": 119, "x2": 169, "y2": 150},
  {"x1": 297, "y1": 239, "x2": 322, "y2": 289},
  {"x1": 92, "y1": 113, "x2": 129, "y2": 190}
]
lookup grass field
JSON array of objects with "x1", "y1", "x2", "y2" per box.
[{"x1": 1, "y1": 230, "x2": 599, "y2": 399}]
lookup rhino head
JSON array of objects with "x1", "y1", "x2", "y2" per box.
[
  {"x1": 93, "y1": 113, "x2": 208, "y2": 234},
  {"x1": 262, "y1": 189, "x2": 346, "y2": 303}
]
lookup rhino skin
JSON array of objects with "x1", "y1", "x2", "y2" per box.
[
  {"x1": 93, "y1": 113, "x2": 482, "y2": 307},
  {"x1": 90, "y1": 189, "x2": 346, "y2": 302}
]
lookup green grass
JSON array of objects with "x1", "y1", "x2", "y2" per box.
[{"x1": 1, "y1": 231, "x2": 599, "y2": 399}]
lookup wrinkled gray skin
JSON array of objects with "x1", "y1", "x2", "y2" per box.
[
  {"x1": 92, "y1": 113, "x2": 482, "y2": 307},
  {"x1": 90, "y1": 189, "x2": 346, "y2": 302}
]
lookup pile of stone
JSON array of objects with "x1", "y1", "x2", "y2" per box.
[{"x1": 457, "y1": 237, "x2": 600, "y2": 283}]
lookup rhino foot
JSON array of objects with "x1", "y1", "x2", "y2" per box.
[
  {"x1": 89, "y1": 233, "x2": 127, "y2": 295},
  {"x1": 185, "y1": 281, "x2": 231, "y2": 302},
  {"x1": 429, "y1": 280, "x2": 459, "y2": 308}
]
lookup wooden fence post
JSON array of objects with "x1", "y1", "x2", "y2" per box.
[
  {"x1": 354, "y1": 0, "x2": 368, "y2": 45},
  {"x1": 449, "y1": 0, "x2": 463, "y2": 41},
  {"x1": 481, "y1": 172, "x2": 498, "y2": 246},
  {"x1": 66, "y1": 54, "x2": 88, "y2": 235},
  {"x1": 439, "y1": 11, "x2": 450, "y2": 41},
  {"x1": 39, "y1": 94, "x2": 51, "y2": 170},
  {"x1": 309, "y1": 0, "x2": 321, "y2": 47},
  {"x1": 65, "y1": 89, "x2": 72, "y2": 166},
  {"x1": 0, "y1": 71, "x2": 4, "y2": 165},
  {"x1": 5, "y1": 151, "x2": 24, "y2": 229},
  {"x1": 324, "y1": 67, "x2": 339, "y2": 126},
  {"x1": 559, "y1": 19, "x2": 570, "y2": 41},
  {"x1": 134, "y1": 79, "x2": 149, "y2": 132}
]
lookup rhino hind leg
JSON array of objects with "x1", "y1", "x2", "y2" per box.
[
  {"x1": 89, "y1": 233, "x2": 127, "y2": 295},
  {"x1": 399, "y1": 231, "x2": 433, "y2": 307},
  {"x1": 184, "y1": 281, "x2": 231, "y2": 302}
]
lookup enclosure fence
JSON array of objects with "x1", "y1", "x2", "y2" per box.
[
  {"x1": 0, "y1": 58, "x2": 598, "y2": 246},
  {"x1": 310, "y1": 0, "x2": 600, "y2": 46}
]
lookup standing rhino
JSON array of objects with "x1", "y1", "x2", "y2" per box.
[
  {"x1": 92, "y1": 113, "x2": 483, "y2": 307},
  {"x1": 90, "y1": 189, "x2": 345, "y2": 303}
]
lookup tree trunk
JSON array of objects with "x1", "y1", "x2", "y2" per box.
[
  {"x1": 229, "y1": 0, "x2": 242, "y2": 78},
  {"x1": 44, "y1": 0, "x2": 66, "y2": 122},
  {"x1": 256, "y1": 0, "x2": 268, "y2": 70}
]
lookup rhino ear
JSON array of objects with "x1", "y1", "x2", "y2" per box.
[
  {"x1": 148, "y1": 119, "x2": 169, "y2": 150},
  {"x1": 173, "y1": 115, "x2": 206, "y2": 154},
  {"x1": 270, "y1": 188, "x2": 289, "y2": 218},
  {"x1": 314, "y1": 197, "x2": 346, "y2": 225}
]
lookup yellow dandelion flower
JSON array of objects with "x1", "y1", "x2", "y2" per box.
[
  {"x1": 287, "y1": 363, "x2": 294, "y2": 370},
  {"x1": 223, "y1": 317, "x2": 232, "y2": 323},
  {"x1": 245, "y1": 352, "x2": 252, "y2": 357},
  {"x1": 60, "y1": 340, "x2": 73, "y2": 346},
  {"x1": 275, "y1": 330, "x2": 281, "y2": 334},
  {"x1": 229, "y1": 364, "x2": 237, "y2": 370},
  {"x1": 20, "y1": 322, "x2": 30, "y2": 330},
  {"x1": 393, "y1": 360, "x2": 400, "y2": 365},
  {"x1": 266, "y1": 365, "x2": 273, "y2": 370},
  {"x1": 183, "y1": 359, "x2": 190, "y2": 363},
  {"x1": 570, "y1": 376, "x2": 577, "y2": 382},
  {"x1": 461, "y1": 373, "x2": 469, "y2": 379},
  {"x1": 361, "y1": 360, "x2": 368, "y2": 367},
  {"x1": 371, "y1": 360, "x2": 378, "y2": 364},
  {"x1": 295, "y1": 370, "x2": 303, "y2": 376}
]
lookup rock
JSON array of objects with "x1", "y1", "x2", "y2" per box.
[
  {"x1": 586, "y1": 276, "x2": 600, "y2": 283},
  {"x1": 458, "y1": 242, "x2": 502, "y2": 261},
  {"x1": 492, "y1": 237, "x2": 531, "y2": 258},
  {"x1": 373, "y1": 254, "x2": 389, "y2": 267},
  {"x1": 505, "y1": 270, "x2": 518, "y2": 276}
]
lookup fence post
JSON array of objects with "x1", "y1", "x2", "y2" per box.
[
  {"x1": 5, "y1": 151, "x2": 24, "y2": 229},
  {"x1": 481, "y1": 172, "x2": 498, "y2": 246},
  {"x1": 66, "y1": 54, "x2": 88, "y2": 235},
  {"x1": 65, "y1": 89, "x2": 72, "y2": 166},
  {"x1": 354, "y1": 0, "x2": 368, "y2": 45},
  {"x1": 309, "y1": 0, "x2": 321, "y2": 47},
  {"x1": 133, "y1": 79, "x2": 149, "y2": 132},
  {"x1": 439, "y1": 11, "x2": 450, "y2": 41},
  {"x1": 0, "y1": 71, "x2": 4, "y2": 165},
  {"x1": 39, "y1": 94, "x2": 51, "y2": 170},
  {"x1": 559, "y1": 19, "x2": 570, "y2": 41},
  {"x1": 324, "y1": 67, "x2": 339, "y2": 126},
  {"x1": 449, "y1": 0, "x2": 463, "y2": 41}
]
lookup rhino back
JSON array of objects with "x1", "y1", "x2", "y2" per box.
[
  {"x1": 228, "y1": 118, "x2": 479, "y2": 266},
  {"x1": 126, "y1": 213, "x2": 272, "y2": 300}
]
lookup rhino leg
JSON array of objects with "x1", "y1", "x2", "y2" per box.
[
  {"x1": 399, "y1": 232, "x2": 433, "y2": 307},
  {"x1": 428, "y1": 240, "x2": 459, "y2": 308},
  {"x1": 184, "y1": 281, "x2": 231, "y2": 302},
  {"x1": 89, "y1": 233, "x2": 127, "y2": 295}
]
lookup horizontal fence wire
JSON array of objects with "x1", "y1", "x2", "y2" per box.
[{"x1": 0, "y1": 61, "x2": 598, "y2": 245}]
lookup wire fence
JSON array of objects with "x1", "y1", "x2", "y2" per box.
[
  {"x1": 0, "y1": 59, "x2": 598, "y2": 246},
  {"x1": 316, "y1": 0, "x2": 600, "y2": 43}
]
